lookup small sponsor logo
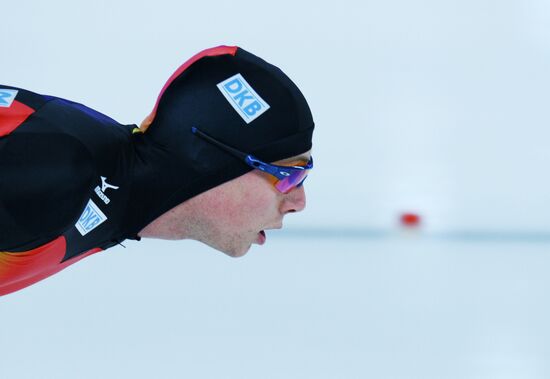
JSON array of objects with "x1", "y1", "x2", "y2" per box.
[
  {"x1": 0, "y1": 89, "x2": 18, "y2": 108},
  {"x1": 217, "y1": 73, "x2": 270, "y2": 124},
  {"x1": 95, "y1": 176, "x2": 119, "y2": 204},
  {"x1": 94, "y1": 186, "x2": 110, "y2": 204},
  {"x1": 101, "y1": 176, "x2": 119, "y2": 192},
  {"x1": 76, "y1": 200, "x2": 107, "y2": 236}
]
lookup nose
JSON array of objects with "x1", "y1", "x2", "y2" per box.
[{"x1": 280, "y1": 185, "x2": 307, "y2": 214}]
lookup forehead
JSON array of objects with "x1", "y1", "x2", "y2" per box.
[{"x1": 273, "y1": 150, "x2": 312, "y2": 165}]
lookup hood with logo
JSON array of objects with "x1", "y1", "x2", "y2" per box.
[
  {"x1": 0, "y1": 46, "x2": 314, "y2": 295},
  {"x1": 123, "y1": 45, "x2": 315, "y2": 238},
  {"x1": 0, "y1": 46, "x2": 313, "y2": 253}
]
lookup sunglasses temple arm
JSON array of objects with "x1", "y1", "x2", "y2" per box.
[{"x1": 191, "y1": 127, "x2": 248, "y2": 161}]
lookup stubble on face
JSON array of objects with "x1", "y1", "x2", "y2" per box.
[
  {"x1": 139, "y1": 150, "x2": 311, "y2": 257},
  {"x1": 179, "y1": 171, "x2": 278, "y2": 257}
]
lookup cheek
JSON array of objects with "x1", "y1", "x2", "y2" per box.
[
  {"x1": 201, "y1": 189, "x2": 261, "y2": 231},
  {"x1": 232, "y1": 186, "x2": 280, "y2": 228},
  {"x1": 202, "y1": 172, "x2": 281, "y2": 231}
]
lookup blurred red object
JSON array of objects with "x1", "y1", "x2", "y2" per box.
[{"x1": 400, "y1": 213, "x2": 421, "y2": 227}]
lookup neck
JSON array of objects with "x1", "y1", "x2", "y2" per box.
[
  {"x1": 137, "y1": 200, "x2": 195, "y2": 240},
  {"x1": 120, "y1": 134, "x2": 190, "y2": 240}
]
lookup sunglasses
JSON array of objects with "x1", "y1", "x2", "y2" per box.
[{"x1": 191, "y1": 127, "x2": 313, "y2": 194}]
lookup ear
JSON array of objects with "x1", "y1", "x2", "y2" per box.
[{"x1": 139, "y1": 113, "x2": 154, "y2": 132}]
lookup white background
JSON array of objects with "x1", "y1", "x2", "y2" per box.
[
  {"x1": 2, "y1": 1, "x2": 550, "y2": 378},
  {"x1": 3, "y1": 0, "x2": 550, "y2": 233}
]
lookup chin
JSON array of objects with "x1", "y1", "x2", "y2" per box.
[
  {"x1": 223, "y1": 244, "x2": 252, "y2": 258},
  {"x1": 196, "y1": 236, "x2": 252, "y2": 258}
]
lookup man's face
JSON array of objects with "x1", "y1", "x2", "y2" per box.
[{"x1": 179, "y1": 150, "x2": 312, "y2": 257}]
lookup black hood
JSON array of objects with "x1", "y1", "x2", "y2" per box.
[{"x1": 123, "y1": 46, "x2": 315, "y2": 238}]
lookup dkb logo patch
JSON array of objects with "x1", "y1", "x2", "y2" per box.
[
  {"x1": 217, "y1": 73, "x2": 270, "y2": 124},
  {"x1": 76, "y1": 200, "x2": 107, "y2": 236}
]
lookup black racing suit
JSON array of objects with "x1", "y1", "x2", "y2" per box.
[
  {"x1": 0, "y1": 45, "x2": 315, "y2": 296},
  {"x1": 0, "y1": 85, "x2": 145, "y2": 295}
]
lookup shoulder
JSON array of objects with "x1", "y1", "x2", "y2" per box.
[
  {"x1": 0, "y1": 87, "x2": 97, "y2": 250},
  {"x1": 0, "y1": 128, "x2": 96, "y2": 250}
]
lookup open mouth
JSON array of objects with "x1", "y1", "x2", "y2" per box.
[{"x1": 257, "y1": 230, "x2": 266, "y2": 245}]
